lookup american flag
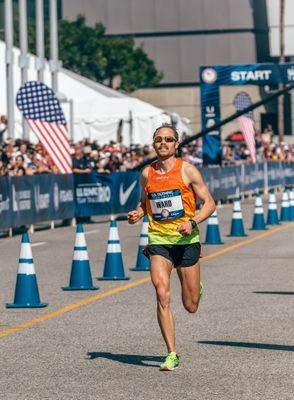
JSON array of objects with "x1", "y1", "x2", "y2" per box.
[
  {"x1": 233, "y1": 92, "x2": 256, "y2": 163},
  {"x1": 16, "y1": 81, "x2": 72, "y2": 174}
]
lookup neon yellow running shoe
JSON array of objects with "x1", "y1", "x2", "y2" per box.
[
  {"x1": 200, "y1": 281, "x2": 203, "y2": 300},
  {"x1": 159, "y1": 352, "x2": 179, "y2": 371}
]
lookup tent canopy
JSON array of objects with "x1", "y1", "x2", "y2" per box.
[{"x1": 0, "y1": 40, "x2": 190, "y2": 145}]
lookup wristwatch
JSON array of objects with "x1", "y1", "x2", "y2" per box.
[{"x1": 189, "y1": 219, "x2": 197, "y2": 229}]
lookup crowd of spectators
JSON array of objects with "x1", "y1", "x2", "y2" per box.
[
  {"x1": 0, "y1": 116, "x2": 293, "y2": 176},
  {"x1": 222, "y1": 127, "x2": 294, "y2": 165},
  {"x1": 0, "y1": 135, "x2": 155, "y2": 176}
]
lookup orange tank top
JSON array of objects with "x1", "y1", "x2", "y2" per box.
[{"x1": 145, "y1": 158, "x2": 200, "y2": 245}]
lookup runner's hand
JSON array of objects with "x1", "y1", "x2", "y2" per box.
[
  {"x1": 177, "y1": 221, "x2": 193, "y2": 236},
  {"x1": 127, "y1": 210, "x2": 142, "y2": 224}
]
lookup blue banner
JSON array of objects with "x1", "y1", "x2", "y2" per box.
[
  {"x1": 51, "y1": 174, "x2": 75, "y2": 221},
  {"x1": 110, "y1": 171, "x2": 140, "y2": 214},
  {"x1": 267, "y1": 162, "x2": 284, "y2": 188},
  {"x1": 201, "y1": 165, "x2": 239, "y2": 200},
  {"x1": 0, "y1": 164, "x2": 293, "y2": 229},
  {"x1": 74, "y1": 171, "x2": 140, "y2": 217},
  {"x1": 0, "y1": 176, "x2": 12, "y2": 229},
  {"x1": 200, "y1": 63, "x2": 294, "y2": 165},
  {"x1": 11, "y1": 176, "x2": 34, "y2": 227},
  {"x1": 74, "y1": 172, "x2": 113, "y2": 217}
]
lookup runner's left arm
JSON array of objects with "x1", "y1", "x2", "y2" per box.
[{"x1": 185, "y1": 163, "x2": 216, "y2": 224}]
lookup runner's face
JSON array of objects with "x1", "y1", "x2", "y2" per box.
[{"x1": 153, "y1": 128, "x2": 178, "y2": 157}]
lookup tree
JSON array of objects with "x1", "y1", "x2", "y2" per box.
[{"x1": 1, "y1": 15, "x2": 163, "y2": 92}]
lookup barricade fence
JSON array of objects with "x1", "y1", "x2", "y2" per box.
[{"x1": 0, "y1": 162, "x2": 293, "y2": 230}]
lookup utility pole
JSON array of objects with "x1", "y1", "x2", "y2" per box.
[{"x1": 278, "y1": 0, "x2": 285, "y2": 143}]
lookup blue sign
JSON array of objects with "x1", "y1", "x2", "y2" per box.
[
  {"x1": 0, "y1": 176, "x2": 12, "y2": 229},
  {"x1": 200, "y1": 63, "x2": 294, "y2": 164},
  {"x1": 73, "y1": 171, "x2": 140, "y2": 217}
]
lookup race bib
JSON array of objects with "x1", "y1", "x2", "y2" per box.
[{"x1": 148, "y1": 189, "x2": 185, "y2": 221}]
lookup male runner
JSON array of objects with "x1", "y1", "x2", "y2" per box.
[{"x1": 128, "y1": 124, "x2": 216, "y2": 371}]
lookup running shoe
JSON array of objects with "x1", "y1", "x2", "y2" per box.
[
  {"x1": 159, "y1": 352, "x2": 179, "y2": 371},
  {"x1": 200, "y1": 281, "x2": 203, "y2": 300}
]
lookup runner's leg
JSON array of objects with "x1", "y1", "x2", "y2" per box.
[
  {"x1": 177, "y1": 261, "x2": 201, "y2": 313},
  {"x1": 150, "y1": 256, "x2": 175, "y2": 352}
]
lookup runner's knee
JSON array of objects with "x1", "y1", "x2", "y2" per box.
[
  {"x1": 183, "y1": 296, "x2": 200, "y2": 314},
  {"x1": 156, "y1": 283, "x2": 170, "y2": 309}
]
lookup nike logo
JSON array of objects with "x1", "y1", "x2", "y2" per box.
[{"x1": 119, "y1": 180, "x2": 137, "y2": 206}]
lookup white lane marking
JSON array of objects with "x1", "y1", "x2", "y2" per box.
[
  {"x1": 31, "y1": 242, "x2": 46, "y2": 247},
  {"x1": 84, "y1": 229, "x2": 100, "y2": 236}
]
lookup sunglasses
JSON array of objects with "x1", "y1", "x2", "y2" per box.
[{"x1": 153, "y1": 136, "x2": 177, "y2": 143}]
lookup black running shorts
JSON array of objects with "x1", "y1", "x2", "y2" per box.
[{"x1": 146, "y1": 243, "x2": 201, "y2": 267}]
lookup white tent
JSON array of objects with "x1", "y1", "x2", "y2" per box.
[{"x1": 0, "y1": 40, "x2": 190, "y2": 145}]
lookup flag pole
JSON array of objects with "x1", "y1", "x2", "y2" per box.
[
  {"x1": 36, "y1": 0, "x2": 45, "y2": 83},
  {"x1": 19, "y1": 0, "x2": 30, "y2": 140},
  {"x1": 4, "y1": 0, "x2": 15, "y2": 139},
  {"x1": 49, "y1": 0, "x2": 61, "y2": 93}
]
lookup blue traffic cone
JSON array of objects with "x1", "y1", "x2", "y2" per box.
[
  {"x1": 289, "y1": 189, "x2": 294, "y2": 221},
  {"x1": 130, "y1": 215, "x2": 150, "y2": 271},
  {"x1": 63, "y1": 224, "x2": 98, "y2": 291},
  {"x1": 266, "y1": 189, "x2": 279, "y2": 225},
  {"x1": 204, "y1": 210, "x2": 224, "y2": 244},
  {"x1": 251, "y1": 194, "x2": 267, "y2": 230},
  {"x1": 280, "y1": 189, "x2": 290, "y2": 222},
  {"x1": 6, "y1": 233, "x2": 47, "y2": 308},
  {"x1": 98, "y1": 219, "x2": 130, "y2": 280},
  {"x1": 227, "y1": 198, "x2": 247, "y2": 237}
]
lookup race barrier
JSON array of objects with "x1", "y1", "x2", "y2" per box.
[
  {"x1": 266, "y1": 189, "x2": 279, "y2": 225},
  {"x1": 289, "y1": 189, "x2": 294, "y2": 221},
  {"x1": 6, "y1": 232, "x2": 47, "y2": 308},
  {"x1": 98, "y1": 218, "x2": 130, "y2": 281},
  {"x1": 0, "y1": 162, "x2": 293, "y2": 230},
  {"x1": 63, "y1": 224, "x2": 98, "y2": 291},
  {"x1": 227, "y1": 197, "x2": 247, "y2": 237},
  {"x1": 129, "y1": 215, "x2": 150, "y2": 271}
]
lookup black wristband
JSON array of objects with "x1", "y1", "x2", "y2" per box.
[{"x1": 189, "y1": 219, "x2": 197, "y2": 229}]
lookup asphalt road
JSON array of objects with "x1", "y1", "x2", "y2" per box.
[{"x1": 0, "y1": 199, "x2": 293, "y2": 400}]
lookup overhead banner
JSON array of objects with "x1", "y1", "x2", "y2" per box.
[{"x1": 200, "y1": 63, "x2": 294, "y2": 165}]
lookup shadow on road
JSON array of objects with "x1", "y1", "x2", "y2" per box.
[
  {"x1": 198, "y1": 341, "x2": 294, "y2": 352},
  {"x1": 253, "y1": 291, "x2": 294, "y2": 295},
  {"x1": 87, "y1": 352, "x2": 162, "y2": 367}
]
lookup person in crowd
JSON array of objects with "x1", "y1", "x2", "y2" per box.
[
  {"x1": 83, "y1": 145, "x2": 96, "y2": 170},
  {"x1": 0, "y1": 115, "x2": 8, "y2": 143},
  {"x1": 72, "y1": 142, "x2": 92, "y2": 173},
  {"x1": 8, "y1": 154, "x2": 26, "y2": 176},
  {"x1": 127, "y1": 123, "x2": 215, "y2": 371}
]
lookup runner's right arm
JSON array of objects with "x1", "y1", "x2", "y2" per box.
[{"x1": 127, "y1": 167, "x2": 148, "y2": 224}]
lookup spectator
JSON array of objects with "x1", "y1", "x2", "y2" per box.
[
  {"x1": 72, "y1": 143, "x2": 91, "y2": 174},
  {"x1": 0, "y1": 115, "x2": 8, "y2": 142},
  {"x1": 8, "y1": 154, "x2": 26, "y2": 176}
]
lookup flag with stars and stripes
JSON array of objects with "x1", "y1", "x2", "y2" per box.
[
  {"x1": 16, "y1": 81, "x2": 72, "y2": 174},
  {"x1": 233, "y1": 92, "x2": 256, "y2": 163}
]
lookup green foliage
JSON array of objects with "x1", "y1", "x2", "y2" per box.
[{"x1": 1, "y1": 15, "x2": 163, "y2": 92}]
